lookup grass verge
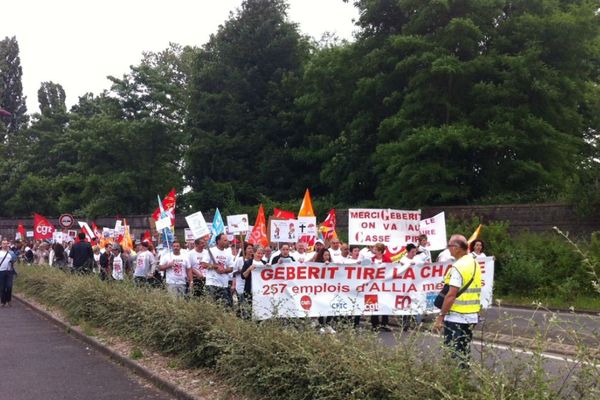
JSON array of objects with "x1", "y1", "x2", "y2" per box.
[{"x1": 14, "y1": 265, "x2": 600, "y2": 399}]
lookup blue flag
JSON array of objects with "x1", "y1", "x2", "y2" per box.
[
  {"x1": 209, "y1": 208, "x2": 225, "y2": 246},
  {"x1": 157, "y1": 195, "x2": 174, "y2": 248}
]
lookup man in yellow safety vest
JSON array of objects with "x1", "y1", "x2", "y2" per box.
[{"x1": 432, "y1": 234, "x2": 482, "y2": 367}]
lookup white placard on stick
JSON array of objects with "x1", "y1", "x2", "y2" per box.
[
  {"x1": 419, "y1": 212, "x2": 447, "y2": 251},
  {"x1": 184, "y1": 228, "x2": 195, "y2": 241},
  {"x1": 26, "y1": 231, "x2": 34, "y2": 238},
  {"x1": 185, "y1": 211, "x2": 210, "y2": 239},
  {"x1": 270, "y1": 219, "x2": 298, "y2": 243},
  {"x1": 155, "y1": 217, "x2": 172, "y2": 232},
  {"x1": 226, "y1": 214, "x2": 249, "y2": 234}
]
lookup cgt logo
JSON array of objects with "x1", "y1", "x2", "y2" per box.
[
  {"x1": 364, "y1": 294, "x2": 379, "y2": 312},
  {"x1": 300, "y1": 295, "x2": 312, "y2": 310},
  {"x1": 35, "y1": 225, "x2": 54, "y2": 235}
]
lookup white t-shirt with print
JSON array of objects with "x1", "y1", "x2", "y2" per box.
[
  {"x1": 204, "y1": 247, "x2": 233, "y2": 288},
  {"x1": 188, "y1": 248, "x2": 208, "y2": 278},
  {"x1": 112, "y1": 254, "x2": 125, "y2": 281},
  {"x1": 0, "y1": 250, "x2": 12, "y2": 271},
  {"x1": 134, "y1": 250, "x2": 155, "y2": 277},
  {"x1": 160, "y1": 252, "x2": 191, "y2": 285}
]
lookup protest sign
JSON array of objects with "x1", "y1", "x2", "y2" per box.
[
  {"x1": 252, "y1": 257, "x2": 494, "y2": 320},
  {"x1": 270, "y1": 219, "x2": 298, "y2": 243},
  {"x1": 184, "y1": 228, "x2": 195, "y2": 241},
  {"x1": 26, "y1": 231, "x2": 34, "y2": 238},
  {"x1": 226, "y1": 214, "x2": 249, "y2": 234},
  {"x1": 419, "y1": 212, "x2": 446, "y2": 251},
  {"x1": 155, "y1": 216, "x2": 171, "y2": 231},
  {"x1": 297, "y1": 216, "x2": 317, "y2": 244},
  {"x1": 348, "y1": 208, "x2": 421, "y2": 246},
  {"x1": 185, "y1": 211, "x2": 210, "y2": 239}
]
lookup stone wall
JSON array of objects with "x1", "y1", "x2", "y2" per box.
[{"x1": 1, "y1": 203, "x2": 598, "y2": 242}]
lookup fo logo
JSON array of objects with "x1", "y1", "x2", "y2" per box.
[
  {"x1": 35, "y1": 225, "x2": 53, "y2": 235},
  {"x1": 300, "y1": 295, "x2": 312, "y2": 310},
  {"x1": 364, "y1": 294, "x2": 379, "y2": 312}
]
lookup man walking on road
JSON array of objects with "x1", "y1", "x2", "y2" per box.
[
  {"x1": 0, "y1": 240, "x2": 16, "y2": 307},
  {"x1": 433, "y1": 234, "x2": 482, "y2": 368}
]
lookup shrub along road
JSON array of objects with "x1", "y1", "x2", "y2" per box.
[{"x1": 0, "y1": 301, "x2": 173, "y2": 400}]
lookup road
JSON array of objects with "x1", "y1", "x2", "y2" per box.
[{"x1": 0, "y1": 301, "x2": 172, "y2": 400}]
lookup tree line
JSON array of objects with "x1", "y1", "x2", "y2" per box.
[{"x1": 1, "y1": 0, "x2": 599, "y2": 219}]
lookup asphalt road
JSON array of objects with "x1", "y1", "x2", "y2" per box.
[{"x1": 0, "y1": 301, "x2": 173, "y2": 400}]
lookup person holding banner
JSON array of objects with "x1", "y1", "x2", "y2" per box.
[
  {"x1": 432, "y1": 234, "x2": 482, "y2": 368},
  {"x1": 370, "y1": 243, "x2": 392, "y2": 332},
  {"x1": 233, "y1": 243, "x2": 254, "y2": 317},
  {"x1": 416, "y1": 234, "x2": 432, "y2": 263},
  {"x1": 291, "y1": 242, "x2": 313, "y2": 263},
  {"x1": 202, "y1": 233, "x2": 234, "y2": 307},
  {"x1": 469, "y1": 240, "x2": 487, "y2": 259},
  {"x1": 241, "y1": 246, "x2": 266, "y2": 317},
  {"x1": 271, "y1": 244, "x2": 295, "y2": 264}
]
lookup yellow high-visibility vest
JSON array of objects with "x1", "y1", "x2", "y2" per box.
[{"x1": 443, "y1": 255, "x2": 482, "y2": 314}]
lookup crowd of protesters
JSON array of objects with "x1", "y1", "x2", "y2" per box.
[{"x1": 2, "y1": 231, "x2": 486, "y2": 366}]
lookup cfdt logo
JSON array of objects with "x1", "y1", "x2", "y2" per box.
[
  {"x1": 364, "y1": 294, "x2": 379, "y2": 312},
  {"x1": 300, "y1": 295, "x2": 312, "y2": 310}
]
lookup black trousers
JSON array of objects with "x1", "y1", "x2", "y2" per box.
[{"x1": 0, "y1": 270, "x2": 14, "y2": 305}]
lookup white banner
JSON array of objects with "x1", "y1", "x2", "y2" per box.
[
  {"x1": 185, "y1": 211, "x2": 210, "y2": 239},
  {"x1": 419, "y1": 212, "x2": 446, "y2": 251},
  {"x1": 252, "y1": 257, "x2": 494, "y2": 320},
  {"x1": 226, "y1": 214, "x2": 249, "y2": 234},
  {"x1": 348, "y1": 208, "x2": 421, "y2": 246},
  {"x1": 270, "y1": 219, "x2": 298, "y2": 243}
]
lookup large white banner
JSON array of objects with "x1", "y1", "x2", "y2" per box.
[
  {"x1": 348, "y1": 208, "x2": 421, "y2": 246},
  {"x1": 419, "y1": 212, "x2": 447, "y2": 251},
  {"x1": 252, "y1": 257, "x2": 494, "y2": 320}
]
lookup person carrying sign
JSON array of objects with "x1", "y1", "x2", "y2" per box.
[{"x1": 432, "y1": 234, "x2": 482, "y2": 368}]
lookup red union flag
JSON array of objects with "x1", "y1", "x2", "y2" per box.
[
  {"x1": 33, "y1": 213, "x2": 56, "y2": 240},
  {"x1": 152, "y1": 188, "x2": 177, "y2": 225},
  {"x1": 273, "y1": 208, "x2": 295, "y2": 220},
  {"x1": 248, "y1": 204, "x2": 269, "y2": 247}
]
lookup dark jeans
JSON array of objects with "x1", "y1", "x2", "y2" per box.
[
  {"x1": 205, "y1": 285, "x2": 233, "y2": 308},
  {"x1": 0, "y1": 270, "x2": 15, "y2": 305},
  {"x1": 370, "y1": 315, "x2": 389, "y2": 328},
  {"x1": 190, "y1": 278, "x2": 205, "y2": 297},
  {"x1": 133, "y1": 276, "x2": 148, "y2": 286},
  {"x1": 444, "y1": 321, "x2": 474, "y2": 368}
]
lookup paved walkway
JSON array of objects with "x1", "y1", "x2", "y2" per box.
[{"x1": 0, "y1": 301, "x2": 173, "y2": 400}]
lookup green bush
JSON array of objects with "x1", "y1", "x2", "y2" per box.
[{"x1": 13, "y1": 266, "x2": 599, "y2": 399}]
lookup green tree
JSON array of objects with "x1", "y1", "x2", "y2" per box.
[
  {"x1": 38, "y1": 81, "x2": 67, "y2": 118},
  {"x1": 185, "y1": 0, "x2": 310, "y2": 208},
  {"x1": 0, "y1": 36, "x2": 28, "y2": 140}
]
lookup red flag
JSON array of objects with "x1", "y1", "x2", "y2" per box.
[
  {"x1": 273, "y1": 208, "x2": 295, "y2": 220},
  {"x1": 17, "y1": 224, "x2": 26, "y2": 241},
  {"x1": 248, "y1": 204, "x2": 269, "y2": 247},
  {"x1": 91, "y1": 222, "x2": 102, "y2": 239},
  {"x1": 33, "y1": 213, "x2": 56, "y2": 240},
  {"x1": 319, "y1": 209, "x2": 338, "y2": 241},
  {"x1": 152, "y1": 188, "x2": 176, "y2": 225}
]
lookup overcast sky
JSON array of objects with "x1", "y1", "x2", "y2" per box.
[{"x1": 1, "y1": 0, "x2": 359, "y2": 114}]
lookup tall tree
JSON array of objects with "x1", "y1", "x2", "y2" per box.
[
  {"x1": 38, "y1": 81, "x2": 67, "y2": 118},
  {"x1": 0, "y1": 36, "x2": 27, "y2": 140},
  {"x1": 185, "y1": 0, "x2": 310, "y2": 209}
]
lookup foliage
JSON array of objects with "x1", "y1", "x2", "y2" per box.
[
  {"x1": 0, "y1": 36, "x2": 28, "y2": 139},
  {"x1": 14, "y1": 266, "x2": 600, "y2": 399}
]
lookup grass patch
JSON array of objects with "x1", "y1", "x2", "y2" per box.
[
  {"x1": 130, "y1": 347, "x2": 144, "y2": 360},
  {"x1": 14, "y1": 265, "x2": 600, "y2": 399}
]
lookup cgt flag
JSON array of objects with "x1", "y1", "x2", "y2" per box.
[
  {"x1": 33, "y1": 213, "x2": 56, "y2": 240},
  {"x1": 248, "y1": 204, "x2": 269, "y2": 247}
]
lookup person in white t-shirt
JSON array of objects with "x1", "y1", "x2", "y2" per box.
[
  {"x1": 359, "y1": 246, "x2": 374, "y2": 261},
  {"x1": 159, "y1": 241, "x2": 192, "y2": 298},
  {"x1": 110, "y1": 245, "x2": 128, "y2": 281},
  {"x1": 416, "y1": 234, "x2": 432, "y2": 263},
  {"x1": 202, "y1": 233, "x2": 234, "y2": 307},
  {"x1": 469, "y1": 239, "x2": 487, "y2": 259},
  {"x1": 399, "y1": 243, "x2": 420, "y2": 330},
  {"x1": 133, "y1": 242, "x2": 156, "y2": 285},
  {"x1": 232, "y1": 243, "x2": 254, "y2": 314},
  {"x1": 328, "y1": 238, "x2": 344, "y2": 263},
  {"x1": 0, "y1": 240, "x2": 16, "y2": 307},
  {"x1": 436, "y1": 248, "x2": 455, "y2": 263},
  {"x1": 291, "y1": 242, "x2": 313, "y2": 263},
  {"x1": 188, "y1": 238, "x2": 209, "y2": 297}
]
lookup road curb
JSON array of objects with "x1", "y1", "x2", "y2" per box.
[{"x1": 14, "y1": 294, "x2": 197, "y2": 400}]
